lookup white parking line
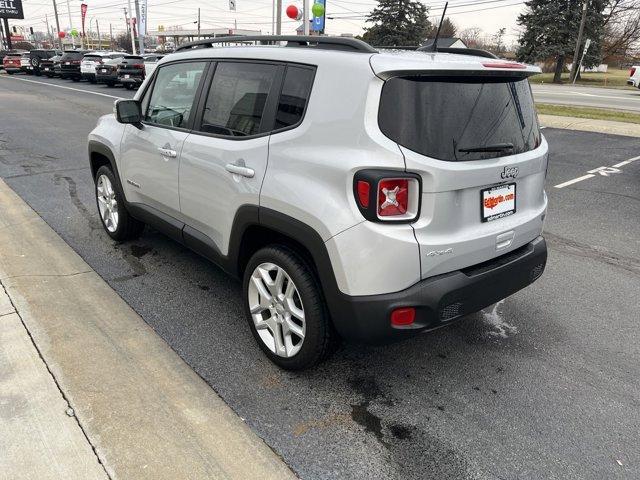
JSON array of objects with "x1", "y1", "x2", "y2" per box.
[
  {"x1": 612, "y1": 155, "x2": 640, "y2": 168},
  {"x1": 0, "y1": 75, "x2": 124, "y2": 100},
  {"x1": 554, "y1": 174, "x2": 596, "y2": 189},
  {"x1": 554, "y1": 155, "x2": 639, "y2": 189}
]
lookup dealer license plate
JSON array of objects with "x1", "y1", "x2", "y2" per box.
[
  {"x1": 481, "y1": 183, "x2": 516, "y2": 222},
  {"x1": 44, "y1": 67, "x2": 50, "y2": 71},
  {"x1": 124, "y1": 74, "x2": 130, "y2": 79},
  {"x1": 65, "y1": 61, "x2": 71, "y2": 65}
]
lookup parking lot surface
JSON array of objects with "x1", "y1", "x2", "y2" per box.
[{"x1": 1, "y1": 73, "x2": 639, "y2": 479}]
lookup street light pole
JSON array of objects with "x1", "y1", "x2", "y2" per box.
[
  {"x1": 276, "y1": 0, "x2": 282, "y2": 35},
  {"x1": 96, "y1": 19, "x2": 101, "y2": 50},
  {"x1": 570, "y1": 0, "x2": 588, "y2": 83},
  {"x1": 51, "y1": 0, "x2": 62, "y2": 49},
  {"x1": 126, "y1": 1, "x2": 136, "y2": 54},
  {"x1": 303, "y1": 0, "x2": 309, "y2": 35},
  {"x1": 65, "y1": 0, "x2": 75, "y2": 47}
]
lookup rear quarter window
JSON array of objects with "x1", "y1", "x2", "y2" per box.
[{"x1": 378, "y1": 75, "x2": 541, "y2": 161}]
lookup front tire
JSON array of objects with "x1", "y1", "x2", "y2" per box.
[
  {"x1": 94, "y1": 166, "x2": 144, "y2": 241},
  {"x1": 243, "y1": 246, "x2": 334, "y2": 370}
]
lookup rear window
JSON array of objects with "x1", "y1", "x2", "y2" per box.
[
  {"x1": 379, "y1": 76, "x2": 541, "y2": 161},
  {"x1": 61, "y1": 52, "x2": 85, "y2": 60}
]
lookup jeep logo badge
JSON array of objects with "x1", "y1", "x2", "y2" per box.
[{"x1": 501, "y1": 166, "x2": 519, "y2": 179}]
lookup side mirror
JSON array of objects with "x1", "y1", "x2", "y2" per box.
[{"x1": 114, "y1": 99, "x2": 142, "y2": 124}]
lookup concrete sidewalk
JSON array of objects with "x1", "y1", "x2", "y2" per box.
[
  {"x1": 0, "y1": 178, "x2": 296, "y2": 479},
  {"x1": 539, "y1": 114, "x2": 640, "y2": 137}
]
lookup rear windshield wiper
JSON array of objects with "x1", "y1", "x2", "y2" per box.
[{"x1": 458, "y1": 143, "x2": 514, "y2": 153}]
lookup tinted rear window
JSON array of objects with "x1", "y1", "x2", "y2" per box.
[
  {"x1": 379, "y1": 76, "x2": 540, "y2": 161},
  {"x1": 275, "y1": 66, "x2": 315, "y2": 130},
  {"x1": 61, "y1": 52, "x2": 85, "y2": 60}
]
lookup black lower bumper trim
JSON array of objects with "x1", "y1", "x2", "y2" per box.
[{"x1": 329, "y1": 236, "x2": 547, "y2": 344}]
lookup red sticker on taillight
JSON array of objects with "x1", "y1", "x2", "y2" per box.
[{"x1": 378, "y1": 179, "x2": 409, "y2": 216}]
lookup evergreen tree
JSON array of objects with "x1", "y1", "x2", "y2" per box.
[
  {"x1": 362, "y1": 0, "x2": 432, "y2": 47},
  {"x1": 427, "y1": 18, "x2": 457, "y2": 39},
  {"x1": 517, "y1": 0, "x2": 606, "y2": 83}
]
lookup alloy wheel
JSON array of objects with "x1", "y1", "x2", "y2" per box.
[
  {"x1": 96, "y1": 174, "x2": 119, "y2": 233},
  {"x1": 247, "y1": 262, "x2": 306, "y2": 358}
]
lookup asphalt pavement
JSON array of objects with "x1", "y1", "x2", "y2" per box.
[
  {"x1": 1, "y1": 73, "x2": 639, "y2": 480},
  {"x1": 531, "y1": 83, "x2": 640, "y2": 112}
]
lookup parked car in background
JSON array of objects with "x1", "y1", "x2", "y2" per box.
[
  {"x1": 628, "y1": 66, "x2": 640, "y2": 88},
  {"x1": 143, "y1": 54, "x2": 164, "y2": 77},
  {"x1": 41, "y1": 53, "x2": 63, "y2": 77},
  {"x1": 81, "y1": 52, "x2": 124, "y2": 83},
  {"x1": 59, "y1": 50, "x2": 88, "y2": 81},
  {"x1": 95, "y1": 54, "x2": 126, "y2": 87},
  {"x1": 0, "y1": 50, "x2": 10, "y2": 69},
  {"x1": 20, "y1": 52, "x2": 31, "y2": 74},
  {"x1": 117, "y1": 55, "x2": 145, "y2": 89},
  {"x1": 2, "y1": 52, "x2": 23, "y2": 74},
  {"x1": 23, "y1": 49, "x2": 60, "y2": 76}
]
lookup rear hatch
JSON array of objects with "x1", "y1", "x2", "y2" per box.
[
  {"x1": 118, "y1": 55, "x2": 145, "y2": 79},
  {"x1": 81, "y1": 54, "x2": 103, "y2": 73},
  {"x1": 3, "y1": 53, "x2": 21, "y2": 68},
  {"x1": 60, "y1": 51, "x2": 86, "y2": 71},
  {"x1": 372, "y1": 53, "x2": 548, "y2": 279}
]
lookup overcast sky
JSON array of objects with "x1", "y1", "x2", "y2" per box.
[{"x1": 8, "y1": 0, "x2": 527, "y2": 44}]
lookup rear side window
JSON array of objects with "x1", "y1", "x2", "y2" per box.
[
  {"x1": 379, "y1": 76, "x2": 540, "y2": 161},
  {"x1": 199, "y1": 62, "x2": 278, "y2": 137},
  {"x1": 274, "y1": 66, "x2": 314, "y2": 130},
  {"x1": 144, "y1": 61, "x2": 206, "y2": 129}
]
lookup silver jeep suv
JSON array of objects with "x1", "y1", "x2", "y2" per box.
[{"x1": 88, "y1": 36, "x2": 548, "y2": 370}]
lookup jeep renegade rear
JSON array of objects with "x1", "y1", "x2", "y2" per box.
[{"x1": 88, "y1": 36, "x2": 547, "y2": 370}]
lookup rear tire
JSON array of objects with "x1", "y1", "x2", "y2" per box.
[
  {"x1": 6, "y1": 71, "x2": 13, "y2": 75},
  {"x1": 106, "y1": 81, "x2": 115, "y2": 87},
  {"x1": 243, "y1": 246, "x2": 335, "y2": 370},
  {"x1": 94, "y1": 166, "x2": 144, "y2": 241},
  {"x1": 72, "y1": 76, "x2": 80, "y2": 82}
]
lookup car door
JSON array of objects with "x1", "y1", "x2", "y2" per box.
[
  {"x1": 120, "y1": 60, "x2": 207, "y2": 218},
  {"x1": 179, "y1": 61, "x2": 283, "y2": 256}
]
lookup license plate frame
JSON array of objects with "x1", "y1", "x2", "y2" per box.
[{"x1": 481, "y1": 183, "x2": 517, "y2": 222}]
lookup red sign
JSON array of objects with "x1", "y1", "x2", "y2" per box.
[{"x1": 81, "y1": 3, "x2": 88, "y2": 37}]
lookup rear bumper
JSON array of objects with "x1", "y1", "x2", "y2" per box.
[
  {"x1": 329, "y1": 236, "x2": 547, "y2": 344},
  {"x1": 82, "y1": 72, "x2": 96, "y2": 80},
  {"x1": 119, "y1": 76, "x2": 144, "y2": 85},
  {"x1": 4, "y1": 67, "x2": 21, "y2": 73},
  {"x1": 96, "y1": 73, "x2": 118, "y2": 82}
]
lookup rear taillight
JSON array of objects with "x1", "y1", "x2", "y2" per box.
[
  {"x1": 353, "y1": 170, "x2": 421, "y2": 222},
  {"x1": 631, "y1": 67, "x2": 637, "y2": 77},
  {"x1": 133, "y1": 64, "x2": 144, "y2": 69},
  {"x1": 72, "y1": 60, "x2": 81, "y2": 64},
  {"x1": 378, "y1": 178, "x2": 409, "y2": 217}
]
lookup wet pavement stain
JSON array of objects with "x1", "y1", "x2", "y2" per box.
[{"x1": 130, "y1": 244, "x2": 153, "y2": 259}]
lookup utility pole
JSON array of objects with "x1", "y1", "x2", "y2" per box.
[
  {"x1": 303, "y1": 0, "x2": 309, "y2": 35},
  {"x1": 51, "y1": 0, "x2": 62, "y2": 49},
  {"x1": 2, "y1": 18, "x2": 11, "y2": 49},
  {"x1": 96, "y1": 19, "x2": 101, "y2": 50},
  {"x1": 276, "y1": 0, "x2": 282, "y2": 34},
  {"x1": 134, "y1": 0, "x2": 144, "y2": 54},
  {"x1": 197, "y1": 7, "x2": 201, "y2": 38},
  {"x1": 570, "y1": 0, "x2": 588, "y2": 83},
  {"x1": 109, "y1": 23, "x2": 113, "y2": 50},
  {"x1": 126, "y1": 2, "x2": 136, "y2": 54}
]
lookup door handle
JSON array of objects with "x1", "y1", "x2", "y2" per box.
[
  {"x1": 158, "y1": 147, "x2": 177, "y2": 158},
  {"x1": 225, "y1": 163, "x2": 255, "y2": 178}
]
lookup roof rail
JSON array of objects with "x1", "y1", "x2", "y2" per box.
[{"x1": 175, "y1": 35, "x2": 377, "y2": 53}]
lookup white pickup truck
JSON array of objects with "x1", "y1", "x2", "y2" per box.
[{"x1": 628, "y1": 66, "x2": 640, "y2": 88}]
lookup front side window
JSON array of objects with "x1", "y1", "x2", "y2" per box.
[
  {"x1": 379, "y1": 76, "x2": 540, "y2": 161},
  {"x1": 199, "y1": 62, "x2": 278, "y2": 137},
  {"x1": 144, "y1": 61, "x2": 206, "y2": 128},
  {"x1": 274, "y1": 66, "x2": 315, "y2": 130}
]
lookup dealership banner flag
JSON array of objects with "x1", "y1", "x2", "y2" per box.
[
  {"x1": 139, "y1": 0, "x2": 147, "y2": 35},
  {"x1": 81, "y1": 3, "x2": 87, "y2": 37}
]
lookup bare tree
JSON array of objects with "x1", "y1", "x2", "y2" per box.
[
  {"x1": 602, "y1": 0, "x2": 640, "y2": 62},
  {"x1": 459, "y1": 27, "x2": 484, "y2": 48}
]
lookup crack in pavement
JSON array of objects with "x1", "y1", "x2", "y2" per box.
[
  {"x1": 545, "y1": 231, "x2": 640, "y2": 275},
  {"x1": 0, "y1": 280, "x2": 113, "y2": 479}
]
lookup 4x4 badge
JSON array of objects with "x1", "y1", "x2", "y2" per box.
[{"x1": 501, "y1": 166, "x2": 519, "y2": 179}]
